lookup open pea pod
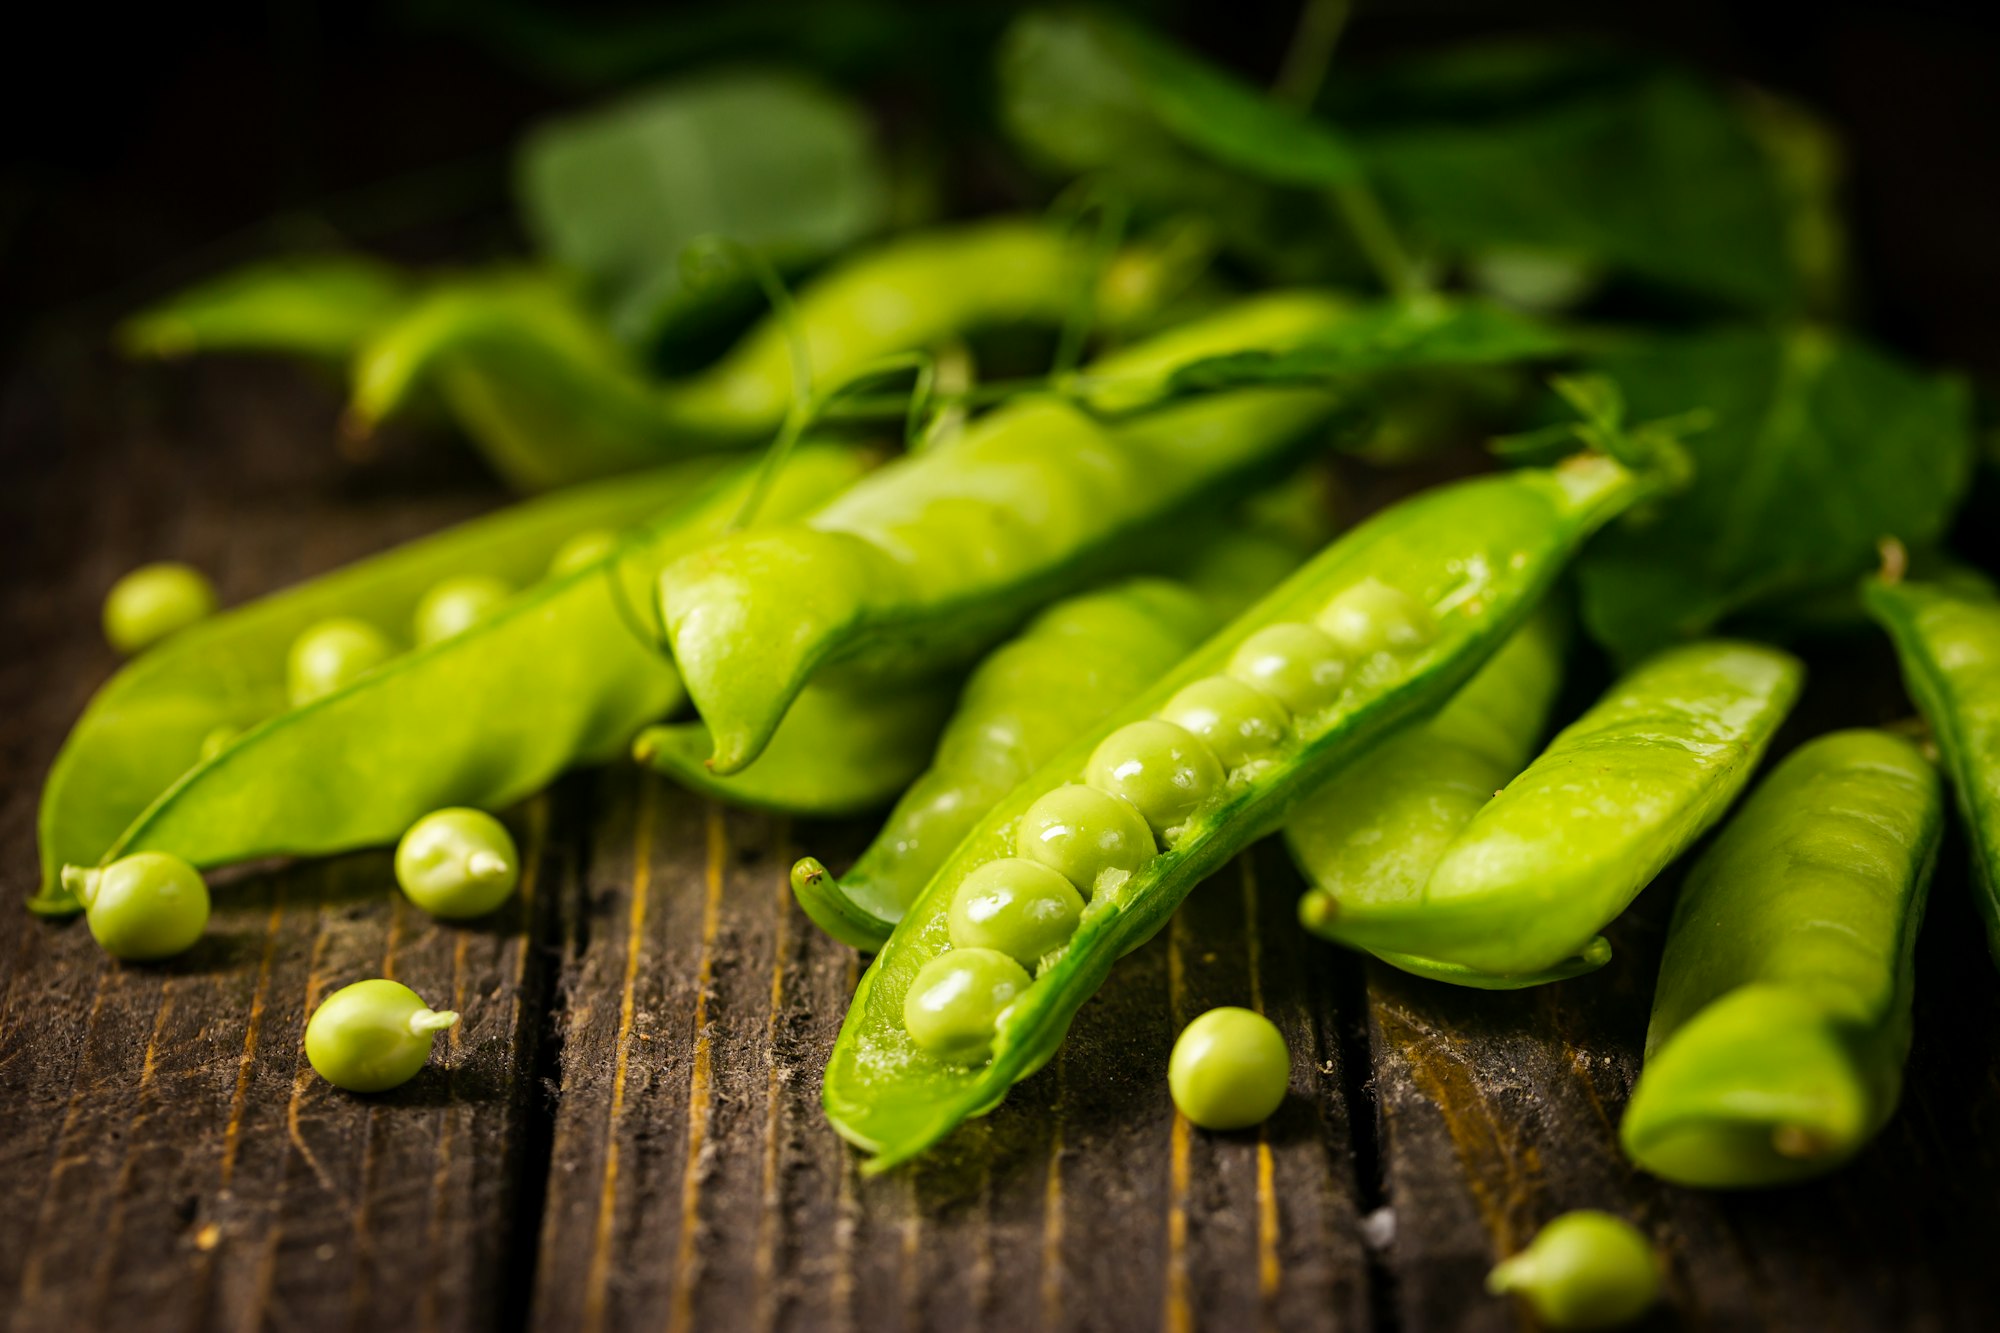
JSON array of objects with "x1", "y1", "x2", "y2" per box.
[
  {"x1": 790, "y1": 578, "x2": 1225, "y2": 950},
  {"x1": 823, "y1": 452, "x2": 1664, "y2": 1171},
  {"x1": 1864, "y1": 575, "x2": 2000, "y2": 960},
  {"x1": 1318, "y1": 640, "x2": 1802, "y2": 980},
  {"x1": 119, "y1": 254, "x2": 416, "y2": 361},
  {"x1": 1621, "y1": 730, "x2": 1939, "y2": 1187},
  {"x1": 33, "y1": 446, "x2": 869, "y2": 914},
  {"x1": 631, "y1": 678, "x2": 961, "y2": 818},
  {"x1": 346, "y1": 218, "x2": 1167, "y2": 490},
  {"x1": 1287, "y1": 607, "x2": 1580, "y2": 988}
]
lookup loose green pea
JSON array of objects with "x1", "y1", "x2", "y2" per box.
[
  {"x1": 946, "y1": 858, "x2": 1085, "y2": 967},
  {"x1": 103, "y1": 561, "x2": 217, "y2": 654},
  {"x1": 287, "y1": 617, "x2": 395, "y2": 706},
  {"x1": 1168, "y1": 1006, "x2": 1289, "y2": 1130},
  {"x1": 413, "y1": 574, "x2": 513, "y2": 646},
  {"x1": 60, "y1": 851, "x2": 210, "y2": 961},
  {"x1": 395, "y1": 808, "x2": 520, "y2": 919},
  {"x1": 548, "y1": 528, "x2": 620, "y2": 578},
  {"x1": 1226, "y1": 622, "x2": 1347, "y2": 715},
  {"x1": 305, "y1": 979, "x2": 460, "y2": 1093},
  {"x1": 1316, "y1": 577, "x2": 1436, "y2": 656},
  {"x1": 1486, "y1": 1211, "x2": 1660, "y2": 1330},
  {"x1": 1085, "y1": 719, "x2": 1224, "y2": 837},
  {"x1": 1160, "y1": 675, "x2": 1289, "y2": 768},
  {"x1": 1015, "y1": 784, "x2": 1157, "y2": 897},
  {"x1": 903, "y1": 947, "x2": 1032, "y2": 1065}
]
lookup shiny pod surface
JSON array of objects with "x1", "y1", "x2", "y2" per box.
[
  {"x1": 1287, "y1": 609, "x2": 1572, "y2": 987},
  {"x1": 1320, "y1": 639, "x2": 1803, "y2": 980},
  {"x1": 663, "y1": 299, "x2": 1354, "y2": 775},
  {"x1": 33, "y1": 447, "x2": 867, "y2": 913},
  {"x1": 823, "y1": 453, "x2": 1661, "y2": 1170},
  {"x1": 1621, "y1": 729, "x2": 1939, "y2": 1187},
  {"x1": 1864, "y1": 576, "x2": 2000, "y2": 958}
]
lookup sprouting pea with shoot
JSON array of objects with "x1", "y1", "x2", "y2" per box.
[
  {"x1": 61, "y1": 851, "x2": 210, "y2": 961},
  {"x1": 306, "y1": 979, "x2": 460, "y2": 1093},
  {"x1": 395, "y1": 808, "x2": 521, "y2": 920},
  {"x1": 1487, "y1": 1211, "x2": 1660, "y2": 1330}
]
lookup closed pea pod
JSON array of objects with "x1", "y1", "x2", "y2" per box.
[
  {"x1": 823, "y1": 451, "x2": 1669, "y2": 1170},
  {"x1": 1863, "y1": 571, "x2": 2000, "y2": 960},
  {"x1": 1320, "y1": 640, "x2": 1803, "y2": 981},
  {"x1": 1620, "y1": 730, "x2": 1939, "y2": 1187},
  {"x1": 1287, "y1": 608, "x2": 1578, "y2": 987}
]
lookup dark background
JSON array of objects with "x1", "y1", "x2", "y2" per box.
[{"x1": 5, "y1": 0, "x2": 1998, "y2": 374}]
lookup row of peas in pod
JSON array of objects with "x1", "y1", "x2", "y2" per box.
[{"x1": 903, "y1": 576, "x2": 1436, "y2": 1079}]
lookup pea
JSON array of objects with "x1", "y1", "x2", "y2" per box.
[
  {"x1": 1160, "y1": 675, "x2": 1290, "y2": 768},
  {"x1": 103, "y1": 561, "x2": 217, "y2": 654},
  {"x1": 287, "y1": 617, "x2": 395, "y2": 706},
  {"x1": 305, "y1": 979, "x2": 460, "y2": 1093},
  {"x1": 198, "y1": 724, "x2": 239, "y2": 762},
  {"x1": 903, "y1": 947, "x2": 1032, "y2": 1065},
  {"x1": 413, "y1": 574, "x2": 513, "y2": 646},
  {"x1": 946, "y1": 858, "x2": 1085, "y2": 967},
  {"x1": 1085, "y1": 719, "x2": 1224, "y2": 837},
  {"x1": 1226, "y1": 622, "x2": 1348, "y2": 715},
  {"x1": 1315, "y1": 577, "x2": 1436, "y2": 656},
  {"x1": 59, "y1": 851, "x2": 210, "y2": 961},
  {"x1": 394, "y1": 808, "x2": 520, "y2": 920},
  {"x1": 1015, "y1": 783, "x2": 1157, "y2": 897},
  {"x1": 1168, "y1": 1006, "x2": 1289, "y2": 1130},
  {"x1": 548, "y1": 528, "x2": 621, "y2": 578},
  {"x1": 1486, "y1": 1210, "x2": 1660, "y2": 1330}
]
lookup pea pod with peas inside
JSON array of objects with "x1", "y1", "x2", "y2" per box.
[
  {"x1": 1304, "y1": 638, "x2": 1802, "y2": 983},
  {"x1": 822, "y1": 451, "x2": 1669, "y2": 1170},
  {"x1": 1620, "y1": 729, "x2": 1939, "y2": 1187},
  {"x1": 1285, "y1": 606, "x2": 1580, "y2": 987},
  {"x1": 32, "y1": 445, "x2": 869, "y2": 915},
  {"x1": 1863, "y1": 571, "x2": 2000, "y2": 960},
  {"x1": 658, "y1": 298, "x2": 1367, "y2": 777}
]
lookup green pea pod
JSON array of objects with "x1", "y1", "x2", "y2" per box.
[
  {"x1": 33, "y1": 446, "x2": 869, "y2": 915},
  {"x1": 1621, "y1": 730, "x2": 1939, "y2": 1187},
  {"x1": 790, "y1": 578, "x2": 1224, "y2": 950},
  {"x1": 1287, "y1": 608, "x2": 1579, "y2": 988},
  {"x1": 118, "y1": 254, "x2": 415, "y2": 361},
  {"x1": 630, "y1": 679, "x2": 961, "y2": 818},
  {"x1": 663, "y1": 299, "x2": 1370, "y2": 775},
  {"x1": 348, "y1": 219, "x2": 1156, "y2": 489},
  {"x1": 1319, "y1": 640, "x2": 1802, "y2": 981},
  {"x1": 1863, "y1": 575, "x2": 2000, "y2": 959},
  {"x1": 824, "y1": 452, "x2": 1662, "y2": 1171}
]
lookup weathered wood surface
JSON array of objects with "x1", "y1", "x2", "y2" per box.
[{"x1": 7, "y1": 347, "x2": 2000, "y2": 1333}]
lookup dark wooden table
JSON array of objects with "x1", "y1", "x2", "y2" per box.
[{"x1": 6, "y1": 344, "x2": 2000, "y2": 1333}]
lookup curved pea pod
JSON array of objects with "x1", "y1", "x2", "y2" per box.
[
  {"x1": 1287, "y1": 608, "x2": 1580, "y2": 988},
  {"x1": 823, "y1": 452, "x2": 1663, "y2": 1170},
  {"x1": 791, "y1": 578, "x2": 1223, "y2": 950},
  {"x1": 1864, "y1": 576, "x2": 2000, "y2": 960},
  {"x1": 1066, "y1": 291, "x2": 1350, "y2": 415},
  {"x1": 118, "y1": 254, "x2": 415, "y2": 361},
  {"x1": 631, "y1": 679, "x2": 960, "y2": 818},
  {"x1": 348, "y1": 219, "x2": 1150, "y2": 490},
  {"x1": 1321, "y1": 640, "x2": 1802, "y2": 981},
  {"x1": 32, "y1": 446, "x2": 869, "y2": 915},
  {"x1": 1620, "y1": 730, "x2": 1939, "y2": 1187}
]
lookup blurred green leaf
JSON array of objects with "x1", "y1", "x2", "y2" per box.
[
  {"x1": 517, "y1": 70, "x2": 888, "y2": 346},
  {"x1": 1358, "y1": 72, "x2": 1801, "y2": 312},
  {"x1": 1575, "y1": 326, "x2": 1974, "y2": 659}
]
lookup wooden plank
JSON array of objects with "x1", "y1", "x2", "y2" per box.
[
  {"x1": 531, "y1": 780, "x2": 1375, "y2": 1332},
  {"x1": 0, "y1": 351, "x2": 552, "y2": 1333}
]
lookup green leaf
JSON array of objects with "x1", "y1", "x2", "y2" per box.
[
  {"x1": 1358, "y1": 72, "x2": 1801, "y2": 312},
  {"x1": 517, "y1": 69, "x2": 889, "y2": 345},
  {"x1": 1575, "y1": 326, "x2": 1974, "y2": 660}
]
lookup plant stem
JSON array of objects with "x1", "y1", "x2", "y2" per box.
[{"x1": 1272, "y1": 0, "x2": 1352, "y2": 110}]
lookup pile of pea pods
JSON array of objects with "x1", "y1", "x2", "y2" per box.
[{"x1": 38, "y1": 8, "x2": 1999, "y2": 1326}]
